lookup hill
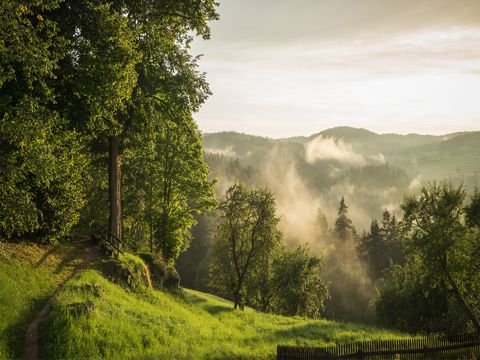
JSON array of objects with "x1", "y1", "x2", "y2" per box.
[
  {"x1": 34, "y1": 251, "x2": 410, "y2": 360},
  {"x1": 203, "y1": 128, "x2": 480, "y2": 183},
  {"x1": 0, "y1": 241, "x2": 80, "y2": 359}
]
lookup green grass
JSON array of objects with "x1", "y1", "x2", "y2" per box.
[
  {"x1": 41, "y1": 267, "x2": 413, "y2": 360},
  {"x1": 0, "y1": 240, "x2": 80, "y2": 359}
]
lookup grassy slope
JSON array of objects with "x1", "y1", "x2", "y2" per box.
[
  {"x1": 41, "y1": 268, "x2": 412, "y2": 360},
  {"x1": 0, "y1": 241, "x2": 80, "y2": 359}
]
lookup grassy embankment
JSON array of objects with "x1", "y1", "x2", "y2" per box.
[
  {"x1": 0, "y1": 241, "x2": 80, "y2": 359},
  {"x1": 40, "y1": 260, "x2": 413, "y2": 360}
]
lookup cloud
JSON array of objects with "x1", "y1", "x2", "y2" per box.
[
  {"x1": 409, "y1": 175, "x2": 422, "y2": 191},
  {"x1": 204, "y1": 146, "x2": 237, "y2": 157},
  {"x1": 192, "y1": 1, "x2": 480, "y2": 138},
  {"x1": 369, "y1": 153, "x2": 386, "y2": 165},
  {"x1": 305, "y1": 136, "x2": 366, "y2": 166},
  {"x1": 208, "y1": 0, "x2": 480, "y2": 46}
]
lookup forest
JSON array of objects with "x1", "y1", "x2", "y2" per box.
[{"x1": 1, "y1": 1, "x2": 480, "y2": 359}]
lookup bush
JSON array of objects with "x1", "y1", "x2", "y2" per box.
[
  {"x1": 138, "y1": 253, "x2": 167, "y2": 289},
  {"x1": 98, "y1": 253, "x2": 151, "y2": 291},
  {"x1": 271, "y1": 246, "x2": 329, "y2": 318},
  {"x1": 138, "y1": 253, "x2": 180, "y2": 291},
  {"x1": 165, "y1": 267, "x2": 180, "y2": 290}
]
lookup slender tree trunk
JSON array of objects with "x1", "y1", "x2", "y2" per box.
[
  {"x1": 233, "y1": 289, "x2": 243, "y2": 310},
  {"x1": 108, "y1": 134, "x2": 122, "y2": 245},
  {"x1": 149, "y1": 219, "x2": 153, "y2": 253}
]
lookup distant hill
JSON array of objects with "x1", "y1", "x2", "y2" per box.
[{"x1": 203, "y1": 127, "x2": 480, "y2": 187}]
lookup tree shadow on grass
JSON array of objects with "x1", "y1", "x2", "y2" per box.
[
  {"x1": 180, "y1": 292, "x2": 208, "y2": 305},
  {"x1": 270, "y1": 321, "x2": 369, "y2": 345},
  {"x1": 203, "y1": 304, "x2": 233, "y2": 315},
  {"x1": 53, "y1": 252, "x2": 78, "y2": 274},
  {"x1": 35, "y1": 244, "x2": 61, "y2": 268},
  {"x1": 179, "y1": 291, "x2": 233, "y2": 314}
]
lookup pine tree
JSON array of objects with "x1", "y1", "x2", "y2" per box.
[{"x1": 334, "y1": 197, "x2": 353, "y2": 241}]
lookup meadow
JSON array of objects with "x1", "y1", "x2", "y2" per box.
[
  {"x1": 0, "y1": 241, "x2": 80, "y2": 359},
  {"x1": 39, "y1": 263, "x2": 411, "y2": 360}
]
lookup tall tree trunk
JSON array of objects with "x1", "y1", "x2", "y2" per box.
[{"x1": 108, "y1": 134, "x2": 122, "y2": 245}]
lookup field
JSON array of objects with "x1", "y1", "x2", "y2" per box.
[
  {"x1": 39, "y1": 264, "x2": 411, "y2": 359},
  {"x1": 0, "y1": 241, "x2": 80, "y2": 359}
]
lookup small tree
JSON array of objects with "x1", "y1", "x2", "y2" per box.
[
  {"x1": 380, "y1": 210, "x2": 404, "y2": 265},
  {"x1": 209, "y1": 184, "x2": 281, "y2": 310},
  {"x1": 358, "y1": 210, "x2": 403, "y2": 280},
  {"x1": 334, "y1": 196, "x2": 353, "y2": 241},
  {"x1": 358, "y1": 219, "x2": 384, "y2": 279},
  {"x1": 401, "y1": 182, "x2": 480, "y2": 333},
  {"x1": 271, "y1": 246, "x2": 329, "y2": 318}
]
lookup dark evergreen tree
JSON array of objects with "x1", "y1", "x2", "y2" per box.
[
  {"x1": 358, "y1": 219, "x2": 384, "y2": 279},
  {"x1": 334, "y1": 197, "x2": 353, "y2": 241}
]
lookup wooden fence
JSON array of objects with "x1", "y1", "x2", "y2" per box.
[
  {"x1": 277, "y1": 333, "x2": 480, "y2": 360},
  {"x1": 101, "y1": 231, "x2": 124, "y2": 258}
]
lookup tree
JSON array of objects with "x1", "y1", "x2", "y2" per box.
[
  {"x1": 380, "y1": 209, "x2": 403, "y2": 265},
  {"x1": 401, "y1": 182, "x2": 480, "y2": 333},
  {"x1": 465, "y1": 188, "x2": 480, "y2": 237},
  {"x1": 209, "y1": 184, "x2": 281, "y2": 310},
  {"x1": 358, "y1": 210, "x2": 403, "y2": 280},
  {"x1": 315, "y1": 209, "x2": 330, "y2": 239},
  {"x1": 53, "y1": 1, "x2": 141, "y2": 243},
  {"x1": 271, "y1": 246, "x2": 329, "y2": 318},
  {"x1": 53, "y1": 0, "x2": 218, "y2": 244},
  {"x1": 0, "y1": 1, "x2": 88, "y2": 242},
  {"x1": 334, "y1": 196, "x2": 353, "y2": 241},
  {"x1": 246, "y1": 243, "x2": 278, "y2": 313},
  {"x1": 358, "y1": 219, "x2": 384, "y2": 279},
  {"x1": 375, "y1": 257, "x2": 468, "y2": 334},
  {"x1": 123, "y1": 112, "x2": 216, "y2": 262}
]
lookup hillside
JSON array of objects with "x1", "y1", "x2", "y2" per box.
[
  {"x1": 34, "y1": 253, "x2": 410, "y2": 360},
  {"x1": 203, "y1": 128, "x2": 480, "y2": 185},
  {"x1": 0, "y1": 241, "x2": 80, "y2": 359},
  {"x1": 202, "y1": 128, "x2": 480, "y2": 230}
]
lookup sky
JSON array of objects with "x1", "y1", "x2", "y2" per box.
[{"x1": 191, "y1": 0, "x2": 480, "y2": 138}]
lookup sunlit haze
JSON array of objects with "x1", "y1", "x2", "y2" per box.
[{"x1": 192, "y1": 0, "x2": 480, "y2": 137}]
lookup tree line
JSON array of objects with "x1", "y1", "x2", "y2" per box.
[{"x1": 179, "y1": 181, "x2": 480, "y2": 334}]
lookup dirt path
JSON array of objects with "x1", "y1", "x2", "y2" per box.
[{"x1": 23, "y1": 242, "x2": 101, "y2": 360}]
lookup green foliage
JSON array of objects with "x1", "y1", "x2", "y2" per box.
[
  {"x1": 40, "y1": 268, "x2": 411, "y2": 360},
  {"x1": 334, "y1": 197, "x2": 354, "y2": 241},
  {"x1": 375, "y1": 258, "x2": 468, "y2": 334},
  {"x1": 138, "y1": 253, "x2": 167, "y2": 289},
  {"x1": 123, "y1": 114, "x2": 216, "y2": 262},
  {"x1": 0, "y1": 241, "x2": 79, "y2": 359},
  {"x1": 175, "y1": 213, "x2": 215, "y2": 291},
  {"x1": 54, "y1": 0, "x2": 141, "y2": 134},
  {"x1": 376, "y1": 182, "x2": 480, "y2": 333},
  {"x1": 271, "y1": 246, "x2": 329, "y2": 318},
  {"x1": 1, "y1": 0, "x2": 219, "y2": 244},
  {"x1": 209, "y1": 184, "x2": 281, "y2": 310},
  {"x1": 0, "y1": 1, "x2": 88, "y2": 242},
  {"x1": 465, "y1": 188, "x2": 480, "y2": 230},
  {"x1": 358, "y1": 210, "x2": 403, "y2": 281},
  {"x1": 98, "y1": 253, "x2": 152, "y2": 291}
]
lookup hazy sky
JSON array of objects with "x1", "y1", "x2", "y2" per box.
[{"x1": 191, "y1": 0, "x2": 480, "y2": 138}]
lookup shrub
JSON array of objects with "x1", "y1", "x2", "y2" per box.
[
  {"x1": 98, "y1": 253, "x2": 151, "y2": 291},
  {"x1": 138, "y1": 253, "x2": 181, "y2": 291},
  {"x1": 138, "y1": 253, "x2": 167, "y2": 289},
  {"x1": 165, "y1": 267, "x2": 180, "y2": 290}
]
